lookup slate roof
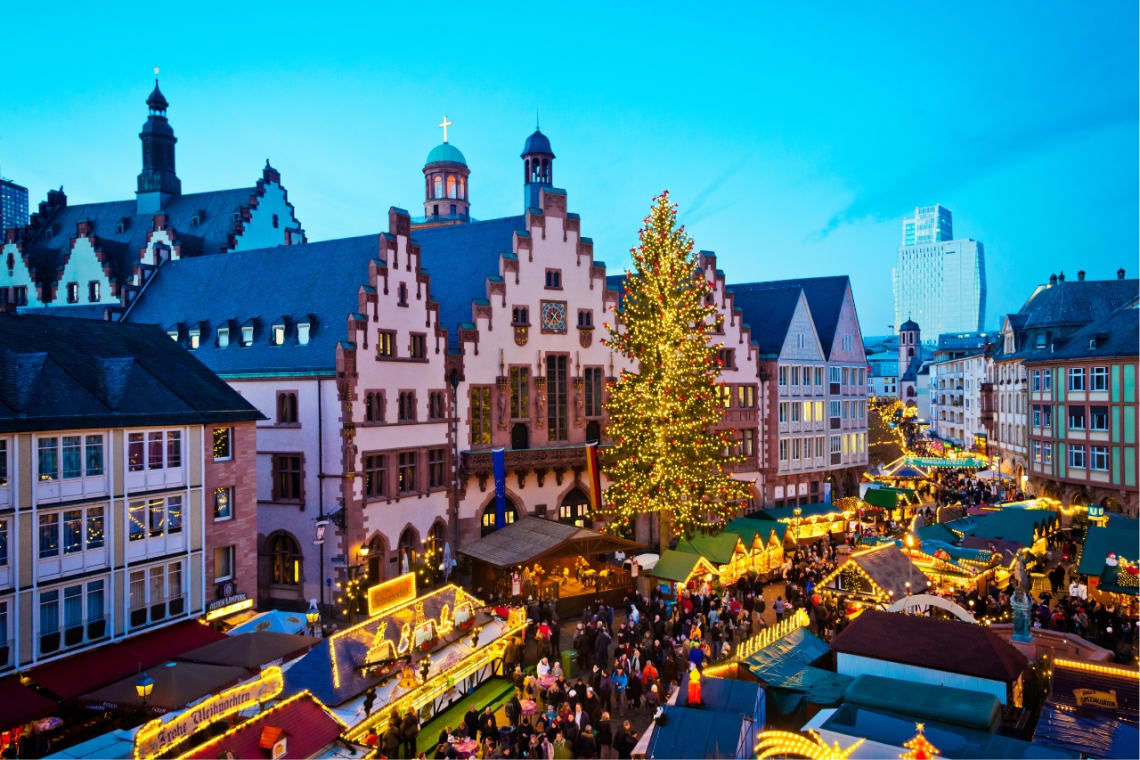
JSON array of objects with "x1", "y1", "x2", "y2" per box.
[
  {"x1": 411, "y1": 215, "x2": 526, "y2": 351},
  {"x1": 1035, "y1": 302, "x2": 1139, "y2": 362},
  {"x1": 830, "y1": 609, "x2": 1027, "y2": 682},
  {"x1": 0, "y1": 314, "x2": 263, "y2": 433},
  {"x1": 1011, "y1": 278, "x2": 1138, "y2": 361},
  {"x1": 751, "y1": 276, "x2": 851, "y2": 354},
  {"x1": 15, "y1": 188, "x2": 263, "y2": 297},
  {"x1": 124, "y1": 234, "x2": 383, "y2": 376},
  {"x1": 724, "y1": 282, "x2": 803, "y2": 356}
]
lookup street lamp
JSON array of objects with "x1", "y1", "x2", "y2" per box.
[
  {"x1": 793, "y1": 507, "x2": 803, "y2": 551},
  {"x1": 306, "y1": 598, "x2": 321, "y2": 637},
  {"x1": 136, "y1": 669, "x2": 154, "y2": 708}
]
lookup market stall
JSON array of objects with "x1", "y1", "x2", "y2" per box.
[
  {"x1": 817, "y1": 544, "x2": 930, "y2": 612},
  {"x1": 1077, "y1": 516, "x2": 1139, "y2": 612},
  {"x1": 757, "y1": 503, "x2": 850, "y2": 545},
  {"x1": 459, "y1": 516, "x2": 642, "y2": 615},
  {"x1": 275, "y1": 573, "x2": 526, "y2": 746}
]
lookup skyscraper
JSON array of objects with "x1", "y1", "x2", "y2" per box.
[
  {"x1": 893, "y1": 205, "x2": 986, "y2": 339},
  {"x1": 901, "y1": 204, "x2": 953, "y2": 246},
  {"x1": 1, "y1": 177, "x2": 29, "y2": 231}
]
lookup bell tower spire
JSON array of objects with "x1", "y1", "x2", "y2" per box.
[
  {"x1": 136, "y1": 70, "x2": 181, "y2": 213},
  {"x1": 521, "y1": 127, "x2": 554, "y2": 209}
]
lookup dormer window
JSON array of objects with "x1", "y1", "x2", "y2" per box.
[
  {"x1": 297, "y1": 321, "x2": 311, "y2": 345},
  {"x1": 272, "y1": 324, "x2": 285, "y2": 345},
  {"x1": 191, "y1": 209, "x2": 206, "y2": 227},
  {"x1": 116, "y1": 217, "x2": 131, "y2": 233},
  {"x1": 189, "y1": 327, "x2": 201, "y2": 350},
  {"x1": 241, "y1": 325, "x2": 254, "y2": 346},
  {"x1": 217, "y1": 326, "x2": 230, "y2": 348},
  {"x1": 167, "y1": 329, "x2": 179, "y2": 342},
  {"x1": 1035, "y1": 333, "x2": 1046, "y2": 349},
  {"x1": 66, "y1": 282, "x2": 79, "y2": 304}
]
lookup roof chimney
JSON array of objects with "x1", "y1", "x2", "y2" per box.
[
  {"x1": 1058, "y1": 271, "x2": 1065, "y2": 282},
  {"x1": 1049, "y1": 273, "x2": 1058, "y2": 286},
  {"x1": 1077, "y1": 270, "x2": 1085, "y2": 281},
  {"x1": 1118, "y1": 268, "x2": 1126, "y2": 280}
]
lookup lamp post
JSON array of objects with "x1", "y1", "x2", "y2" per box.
[
  {"x1": 905, "y1": 534, "x2": 915, "y2": 593},
  {"x1": 306, "y1": 598, "x2": 321, "y2": 638},
  {"x1": 136, "y1": 668, "x2": 154, "y2": 710},
  {"x1": 448, "y1": 368, "x2": 462, "y2": 554}
]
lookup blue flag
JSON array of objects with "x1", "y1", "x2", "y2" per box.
[{"x1": 492, "y1": 447, "x2": 507, "y2": 530}]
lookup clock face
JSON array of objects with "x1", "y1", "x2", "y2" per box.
[{"x1": 541, "y1": 301, "x2": 567, "y2": 333}]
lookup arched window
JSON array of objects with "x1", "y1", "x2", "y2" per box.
[
  {"x1": 427, "y1": 522, "x2": 445, "y2": 557},
  {"x1": 269, "y1": 532, "x2": 301, "y2": 585},
  {"x1": 399, "y1": 527, "x2": 418, "y2": 567},
  {"x1": 447, "y1": 175, "x2": 457, "y2": 199},
  {"x1": 367, "y1": 535, "x2": 385, "y2": 585},
  {"x1": 559, "y1": 488, "x2": 591, "y2": 527},
  {"x1": 480, "y1": 499, "x2": 519, "y2": 537},
  {"x1": 524, "y1": 159, "x2": 531, "y2": 182},
  {"x1": 433, "y1": 175, "x2": 443, "y2": 199},
  {"x1": 459, "y1": 176, "x2": 466, "y2": 200}
]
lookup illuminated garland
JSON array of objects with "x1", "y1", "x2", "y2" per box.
[
  {"x1": 345, "y1": 607, "x2": 527, "y2": 743},
  {"x1": 597, "y1": 192, "x2": 751, "y2": 540},
  {"x1": 704, "y1": 608, "x2": 810, "y2": 677},
  {"x1": 755, "y1": 729, "x2": 864, "y2": 760},
  {"x1": 171, "y1": 690, "x2": 347, "y2": 760}
]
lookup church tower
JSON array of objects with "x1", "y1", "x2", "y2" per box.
[
  {"x1": 136, "y1": 79, "x2": 181, "y2": 213},
  {"x1": 521, "y1": 127, "x2": 554, "y2": 209},
  {"x1": 897, "y1": 317, "x2": 920, "y2": 404},
  {"x1": 419, "y1": 115, "x2": 469, "y2": 228}
]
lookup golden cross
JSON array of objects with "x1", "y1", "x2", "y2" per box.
[{"x1": 438, "y1": 115, "x2": 452, "y2": 143}]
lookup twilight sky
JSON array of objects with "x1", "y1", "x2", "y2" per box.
[{"x1": 2, "y1": 1, "x2": 1135, "y2": 336}]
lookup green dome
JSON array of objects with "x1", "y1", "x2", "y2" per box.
[{"x1": 425, "y1": 142, "x2": 467, "y2": 166}]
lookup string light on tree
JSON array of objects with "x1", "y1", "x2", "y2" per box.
[{"x1": 599, "y1": 192, "x2": 750, "y2": 549}]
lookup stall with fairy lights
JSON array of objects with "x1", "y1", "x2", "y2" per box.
[
  {"x1": 1076, "y1": 516, "x2": 1139, "y2": 613},
  {"x1": 270, "y1": 572, "x2": 527, "y2": 745},
  {"x1": 674, "y1": 520, "x2": 787, "y2": 586},
  {"x1": 758, "y1": 502, "x2": 852, "y2": 546},
  {"x1": 648, "y1": 549, "x2": 720, "y2": 599},
  {"x1": 459, "y1": 516, "x2": 642, "y2": 615},
  {"x1": 817, "y1": 544, "x2": 930, "y2": 614}
]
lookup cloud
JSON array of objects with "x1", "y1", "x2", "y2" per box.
[{"x1": 814, "y1": 98, "x2": 1137, "y2": 240}]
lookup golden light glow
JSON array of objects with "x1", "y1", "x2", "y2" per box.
[
  {"x1": 134, "y1": 666, "x2": 285, "y2": 759},
  {"x1": 170, "y1": 689, "x2": 347, "y2": 760},
  {"x1": 756, "y1": 729, "x2": 864, "y2": 760},
  {"x1": 1053, "y1": 658, "x2": 1140, "y2": 678},
  {"x1": 204, "y1": 597, "x2": 254, "y2": 621}
]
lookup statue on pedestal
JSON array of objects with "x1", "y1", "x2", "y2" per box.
[{"x1": 1011, "y1": 555, "x2": 1034, "y2": 643}]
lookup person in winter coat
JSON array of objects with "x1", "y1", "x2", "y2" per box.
[
  {"x1": 463, "y1": 706, "x2": 481, "y2": 739},
  {"x1": 613, "y1": 721, "x2": 638, "y2": 759},
  {"x1": 596, "y1": 712, "x2": 613, "y2": 758},
  {"x1": 594, "y1": 629, "x2": 612, "y2": 670},
  {"x1": 401, "y1": 707, "x2": 420, "y2": 759},
  {"x1": 382, "y1": 720, "x2": 401, "y2": 759}
]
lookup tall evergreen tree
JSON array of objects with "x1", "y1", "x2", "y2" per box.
[{"x1": 600, "y1": 192, "x2": 750, "y2": 550}]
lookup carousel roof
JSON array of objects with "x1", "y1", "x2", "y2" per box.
[{"x1": 458, "y1": 516, "x2": 641, "y2": 568}]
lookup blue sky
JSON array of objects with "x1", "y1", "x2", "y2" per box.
[{"x1": 2, "y1": 1, "x2": 1135, "y2": 335}]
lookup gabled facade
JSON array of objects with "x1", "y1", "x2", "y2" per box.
[{"x1": 1, "y1": 83, "x2": 304, "y2": 312}]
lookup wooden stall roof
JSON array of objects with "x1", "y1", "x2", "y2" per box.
[{"x1": 458, "y1": 516, "x2": 642, "y2": 568}]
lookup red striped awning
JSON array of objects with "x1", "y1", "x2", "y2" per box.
[{"x1": 27, "y1": 620, "x2": 226, "y2": 700}]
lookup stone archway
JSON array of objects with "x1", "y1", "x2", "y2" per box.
[{"x1": 887, "y1": 593, "x2": 978, "y2": 623}]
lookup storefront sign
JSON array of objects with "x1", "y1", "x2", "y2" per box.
[
  {"x1": 133, "y1": 666, "x2": 284, "y2": 759},
  {"x1": 1074, "y1": 688, "x2": 1118, "y2": 710},
  {"x1": 368, "y1": 573, "x2": 417, "y2": 616},
  {"x1": 208, "y1": 592, "x2": 249, "y2": 612}
]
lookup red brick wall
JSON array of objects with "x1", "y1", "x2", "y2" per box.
[{"x1": 203, "y1": 421, "x2": 259, "y2": 604}]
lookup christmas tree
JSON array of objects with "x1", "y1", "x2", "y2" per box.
[
  {"x1": 600, "y1": 192, "x2": 751, "y2": 550},
  {"x1": 900, "y1": 723, "x2": 939, "y2": 759}
]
